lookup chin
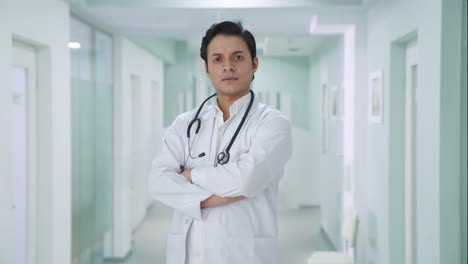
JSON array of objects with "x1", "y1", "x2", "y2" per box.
[
  {"x1": 219, "y1": 89, "x2": 247, "y2": 97},
  {"x1": 218, "y1": 85, "x2": 249, "y2": 94}
]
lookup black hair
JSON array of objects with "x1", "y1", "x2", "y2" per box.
[{"x1": 200, "y1": 21, "x2": 257, "y2": 64}]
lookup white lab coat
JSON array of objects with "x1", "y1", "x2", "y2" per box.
[{"x1": 148, "y1": 94, "x2": 293, "y2": 264}]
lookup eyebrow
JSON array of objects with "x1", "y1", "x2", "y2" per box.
[{"x1": 210, "y1": 50, "x2": 245, "y2": 57}]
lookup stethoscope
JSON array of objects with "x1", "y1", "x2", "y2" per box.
[{"x1": 179, "y1": 90, "x2": 254, "y2": 172}]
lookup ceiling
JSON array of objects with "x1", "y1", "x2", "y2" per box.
[{"x1": 68, "y1": 0, "x2": 374, "y2": 59}]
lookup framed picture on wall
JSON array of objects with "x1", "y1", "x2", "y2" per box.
[{"x1": 368, "y1": 69, "x2": 383, "y2": 123}]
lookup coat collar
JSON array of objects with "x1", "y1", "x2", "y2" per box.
[{"x1": 199, "y1": 91, "x2": 260, "y2": 121}]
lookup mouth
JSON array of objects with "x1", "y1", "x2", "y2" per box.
[{"x1": 222, "y1": 77, "x2": 239, "y2": 81}]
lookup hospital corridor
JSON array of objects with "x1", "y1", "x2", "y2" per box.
[{"x1": 0, "y1": 0, "x2": 466, "y2": 264}]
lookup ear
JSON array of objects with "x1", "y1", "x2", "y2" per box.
[{"x1": 252, "y1": 57, "x2": 259, "y2": 73}]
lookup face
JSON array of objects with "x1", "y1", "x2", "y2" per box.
[{"x1": 205, "y1": 34, "x2": 258, "y2": 99}]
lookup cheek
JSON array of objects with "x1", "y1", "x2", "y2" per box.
[
  {"x1": 209, "y1": 65, "x2": 223, "y2": 75},
  {"x1": 208, "y1": 72, "x2": 221, "y2": 84},
  {"x1": 241, "y1": 68, "x2": 254, "y2": 79}
]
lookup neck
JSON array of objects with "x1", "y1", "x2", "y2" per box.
[{"x1": 217, "y1": 90, "x2": 250, "y2": 121}]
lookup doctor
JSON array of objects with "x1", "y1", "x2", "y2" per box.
[{"x1": 148, "y1": 21, "x2": 292, "y2": 264}]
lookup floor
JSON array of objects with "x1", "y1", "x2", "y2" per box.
[{"x1": 99, "y1": 202, "x2": 334, "y2": 264}]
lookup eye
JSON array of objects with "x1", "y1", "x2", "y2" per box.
[
  {"x1": 213, "y1": 57, "x2": 221, "y2": 63},
  {"x1": 234, "y1": 55, "x2": 243, "y2": 60}
]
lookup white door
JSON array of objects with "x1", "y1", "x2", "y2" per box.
[
  {"x1": 404, "y1": 39, "x2": 418, "y2": 264},
  {"x1": 11, "y1": 42, "x2": 37, "y2": 264}
]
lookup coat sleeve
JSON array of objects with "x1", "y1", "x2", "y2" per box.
[
  {"x1": 148, "y1": 117, "x2": 213, "y2": 219},
  {"x1": 190, "y1": 114, "x2": 293, "y2": 198}
]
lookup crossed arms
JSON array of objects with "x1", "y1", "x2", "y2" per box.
[
  {"x1": 148, "y1": 113, "x2": 292, "y2": 219},
  {"x1": 180, "y1": 169, "x2": 244, "y2": 208}
]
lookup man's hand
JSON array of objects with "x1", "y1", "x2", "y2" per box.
[
  {"x1": 201, "y1": 195, "x2": 244, "y2": 208},
  {"x1": 180, "y1": 169, "x2": 192, "y2": 182}
]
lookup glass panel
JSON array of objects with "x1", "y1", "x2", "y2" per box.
[
  {"x1": 70, "y1": 16, "x2": 114, "y2": 263},
  {"x1": 70, "y1": 18, "x2": 92, "y2": 81},
  {"x1": 94, "y1": 30, "x2": 114, "y2": 248},
  {"x1": 70, "y1": 17, "x2": 93, "y2": 261}
]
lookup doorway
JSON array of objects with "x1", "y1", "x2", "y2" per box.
[
  {"x1": 11, "y1": 41, "x2": 38, "y2": 264},
  {"x1": 404, "y1": 39, "x2": 418, "y2": 264}
]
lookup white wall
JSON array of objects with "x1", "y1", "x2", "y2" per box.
[
  {"x1": 364, "y1": 0, "x2": 463, "y2": 263},
  {"x1": 109, "y1": 36, "x2": 164, "y2": 258},
  {"x1": 438, "y1": 1, "x2": 464, "y2": 263},
  {"x1": 279, "y1": 127, "x2": 320, "y2": 209},
  {"x1": 0, "y1": 1, "x2": 70, "y2": 264},
  {"x1": 255, "y1": 56, "x2": 311, "y2": 129},
  {"x1": 461, "y1": 2, "x2": 467, "y2": 263},
  {"x1": 308, "y1": 38, "x2": 345, "y2": 247}
]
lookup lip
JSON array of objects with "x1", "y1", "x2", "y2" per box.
[{"x1": 222, "y1": 77, "x2": 239, "y2": 81}]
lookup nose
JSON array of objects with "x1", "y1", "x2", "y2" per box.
[{"x1": 223, "y1": 61, "x2": 235, "y2": 72}]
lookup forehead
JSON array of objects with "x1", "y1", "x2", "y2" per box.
[{"x1": 207, "y1": 34, "x2": 249, "y2": 55}]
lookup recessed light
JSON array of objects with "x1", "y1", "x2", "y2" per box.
[{"x1": 68, "y1": 42, "x2": 81, "y2": 49}]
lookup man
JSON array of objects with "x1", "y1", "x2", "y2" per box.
[{"x1": 148, "y1": 21, "x2": 292, "y2": 264}]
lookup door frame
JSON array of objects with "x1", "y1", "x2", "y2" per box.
[
  {"x1": 11, "y1": 40, "x2": 38, "y2": 264},
  {"x1": 388, "y1": 32, "x2": 418, "y2": 264},
  {"x1": 404, "y1": 39, "x2": 418, "y2": 264}
]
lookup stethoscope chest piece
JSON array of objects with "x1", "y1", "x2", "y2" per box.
[{"x1": 216, "y1": 151, "x2": 230, "y2": 166}]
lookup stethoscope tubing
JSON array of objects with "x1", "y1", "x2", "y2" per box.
[{"x1": 181, "y1": 90, "x2": 254, "y2": 171}]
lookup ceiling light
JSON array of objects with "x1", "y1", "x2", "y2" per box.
[{"x1": 68, "y1": 42, "x2": 81, "y2": 49}]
